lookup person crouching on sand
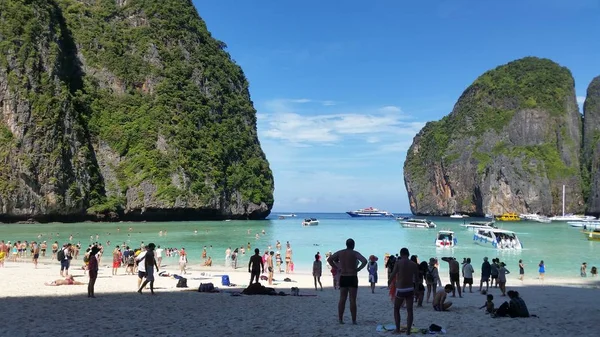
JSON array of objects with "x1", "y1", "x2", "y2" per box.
[{"x1": 433, "y1": 284, "x2": 453, "y2": 311}]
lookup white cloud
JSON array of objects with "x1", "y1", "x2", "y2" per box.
[
  {"x1": 322, "y1": 100, "x2": 337, "y2": 106},
  {"x1": 259, "y1": 99, "x2": 425, "y2": 145}
]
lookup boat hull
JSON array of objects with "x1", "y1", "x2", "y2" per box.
[
  {"x1": 302, "y1": 221, "x2": 319, "y2": 226},
  {"x1": 472, "y1": 233, "x2": 522, "y2": 250}
]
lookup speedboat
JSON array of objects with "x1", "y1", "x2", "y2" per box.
[
  {"x1": 450, "y1": 213, "x2": 467, "y2": 218},
  {"x1": 302, "y1": 218, "x2": 319, "y2": 226},
  {"x1": 279, "y1": 214, "x2": 297, "y2": 218},
  {"x1": 520, "y1": 214, "x2": 551, "y2": 223},
  {"x1": 346, "y1": 207, "x2": 394, "y2": 217},
  {"x1": 473, "y1": 228, "x2": 523, "y2": 250},
  {"x1": 399, "y1": 218, "x2": 436, "y2": 229},
  {"x1": 583, "y1": 229, "x2": 600, "y2": 241},
  {"x1": 569, "y1": 220, "x2": 600, "y2": 230},
  {"x1": 495, "y1": 213, "x2": 521, "y2": 221},
  {"x1": 460, "y1": 221, "x2": 498, "y2": 231},
  {"x1": 435, "y1": 230, "x2": 457, "y2": 248}
]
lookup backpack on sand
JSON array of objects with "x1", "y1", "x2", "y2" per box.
[{"x1": 176, "y1": 278, "x2": 188, "y2": 288}]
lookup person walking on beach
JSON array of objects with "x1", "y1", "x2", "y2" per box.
[
  {"x1": 518, "y1": 259, "x2": 525, "y2": 281},
  {"x1": 327, "y1": 238, "x2": 367, "y2": 325},
  {"x1": 88, "y1": 246, "x2": 99, "y2": 298},
  {"x1": 136, "y1": 246, "x2": 147, "y2": 290},
  {"x1": 112, "y1": 247, "x2": 121, "y2": 276},
  {"x1": 581, "y1": 262, "x2": 587, "y2": 277},
  {"x1": 479, "y1": 257, "x2": 491, "y2": 294},
  {"x1": 388, "y1": 247, "x2": 418, "y2": 335},
  {"x1": 138, "y1": 243, "x2": 159, "y2": 295},
  {"x1": 538, "y1": 260, "x2": 545, "y2": 282},
  {"x1": 441, "y1": 257, "x2": 462, "y2": 298},
  {"x1": 313, "y1": 253, "x2": 323, "y2": 291},
  {"x1": 367, "y1": 255, "x2": 378, "y2": 294},
  {"x1": 51, "y1": 241, "x2": 58, "y2": 260},
  {"x1": 248, "y1": 248, "x2": 263, "y2": 284},
  {"x1": 462, "y1": 258, "x2": 474, "y2": 293},
  {"x1": 155, "y1": 245, "x2": 163, "y2": 267}
]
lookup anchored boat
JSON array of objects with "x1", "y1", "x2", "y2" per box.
[
  {"x1": 302, "y1": 218, "x2": 319, "y2": 226},
  {"x1": 473, "y1": 228, "x2": 523, "y2": 250},
  {"x1": 435, "y1": 230, "x2": 457, "y2": 248},
  {"x1": 399, "y1": 218, "x2": 436, "y2": 229}
]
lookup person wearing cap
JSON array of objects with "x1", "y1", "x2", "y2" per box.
[
  {"x1": 479, "y1": 257, "x2": 491, "y2": 294},
  {"x1": 367, "y1": 255, "x2": 378, "y2": 294}
]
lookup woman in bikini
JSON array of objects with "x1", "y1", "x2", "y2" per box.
[{"x1": 285, "y1": 247, "x2": 292, "y2": 274}]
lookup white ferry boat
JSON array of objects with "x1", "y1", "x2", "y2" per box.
[
  {"x1": 473, "y1": 228, "x2": 523, "y2": 250},
  {"x1": 301, "y1": 218, "x2": 319, "y2": 226},
  {"x1": 346, "y1": 207, "x2": 394, "y2": 217},
  {"x1": 450, "y1": 213, "x2": 467, "y2": 218},
  {"x1": 460, "y1": 221, "x2": 497, "y2": 231},
  {"x1": 435, "y1": 230, "x2": 456, "y2": 248},
  {"x1": 399, "y1": 218, "x2": 436, "y2": 229}
]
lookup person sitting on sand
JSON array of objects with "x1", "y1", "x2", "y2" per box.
[
  {"x1": 45, "y1": 275, "x2": 85, "y2": 286},
  {"x1": 204, "y1": 256, "x2": 212, "y2": 267},
  {"x1": 433, "y1": 284, "x2": 453, "y2": 311},
  {"x1": 479, "y1": 294, "x2": 495, "y2": 314},
  {"x1": 507, "y1": 290, "x2": 530, "y2": 318}
]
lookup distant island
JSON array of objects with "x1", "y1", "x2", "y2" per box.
[
  {"x1": 0, "y1": 0, "x2": 273, "y2": 222},
  {"x1": 404, "y1": 57, "x2": 600, "y2": 217}
]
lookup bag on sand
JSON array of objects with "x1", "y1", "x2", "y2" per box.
[
  {"x1": 221, "y1": 275, "x2": 230, "y2": 286},
  {"x1": 198, "y1": 283, "x2": 215, "y2": 292},
  {"x1": 176, "y1": 278, "x2": 188, "y2": 288}
]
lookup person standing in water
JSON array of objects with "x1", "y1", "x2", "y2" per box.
[
  {"x1": 327, "y1": 238, "x2": 367, "y2": 325},
  {"x1": 538, "y1": 260, "x2": 545, "y2": 282},
  {"x1": 518, "y1": 259, "x2": 525, "y2": 281}
]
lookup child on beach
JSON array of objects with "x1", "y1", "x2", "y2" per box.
[
  {"x1": 367, "y1": 255, "x2": 378, "y2": 294},
  {"x1": 313, "y1": 254, "x2": 323, "y2": 291},
  {"x1": 480, "y1": 294, "x2": 495, "y2": 314}
]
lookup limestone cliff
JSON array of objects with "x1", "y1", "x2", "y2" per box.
[
  {"x1": 583, "y1": 76, "x2": 600, "y2": 215},
  {"x1": 0, "y1": 0, "x2": 273, "y2": 221},
  {"x1": 403, "y1": 57, "x2": 584, "y2": 216}
]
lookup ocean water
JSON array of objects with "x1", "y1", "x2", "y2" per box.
[{"x1": 0, "y1": 213, "x2": 597, "y2": 279}]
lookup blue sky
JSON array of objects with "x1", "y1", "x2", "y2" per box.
[{"x1": 193, "y1": 0, "x2": 600, "y2": 213}]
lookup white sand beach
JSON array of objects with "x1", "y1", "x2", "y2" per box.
[{"x1": 0, "y1": 259, "x2": 598, "y2": 337}]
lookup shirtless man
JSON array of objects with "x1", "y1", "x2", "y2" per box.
[
  {"x1": 441, "y1": 257, "x2": 462, "y2": 298},
  {"x1": 248, "y1": 248, "x2": 263, "y2": 284},
  {"x1": 327, "y1": 238, "x2": 367, "y2": 325},
  {"x1": 388, "y1": 247, "x2": 419, "y2": 335},
  {"x1": 433, "y1": 284, "x2": 453, "y2": 311}
]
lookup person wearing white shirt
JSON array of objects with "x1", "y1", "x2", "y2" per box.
[
  {"x1": 462, "y1": 258, "x2": 475, "y2": 293},
  {"x1": 155, "y1": 246, "x2": 163, "y2": 268},
  {"x1": 136, "y1": 249, "x2": 147, "y2": 290}
]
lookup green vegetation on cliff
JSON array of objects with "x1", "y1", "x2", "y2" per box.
[
  {"x1": 0, "y1": 0, "x2": 273, "y2": 220},
  {"x1": 407, "y1": 57, "x2": 576, "y2": 179}
]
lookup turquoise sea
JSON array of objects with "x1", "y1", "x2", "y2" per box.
[{"x1": 1, "y1": 213, "x2": 597, "y2": 278}]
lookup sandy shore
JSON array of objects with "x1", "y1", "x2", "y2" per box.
[{"x1": 0, "y1": 258, "x2": 598, "y2": 336}]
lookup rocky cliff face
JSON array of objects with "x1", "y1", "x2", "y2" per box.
[
  {"x1": 0, "y1": 0, "x2": 273, "y2": 222},
  {"x1": 583, "y1": 76, "x2": 600, "y2": 215},
  {"x1": 404, "y1": 57, "x2": 584, "y2": 216}
]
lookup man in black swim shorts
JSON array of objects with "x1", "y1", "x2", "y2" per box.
[{"x1": 327, "y1": 238, "x2": 367, "y2": 325}]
